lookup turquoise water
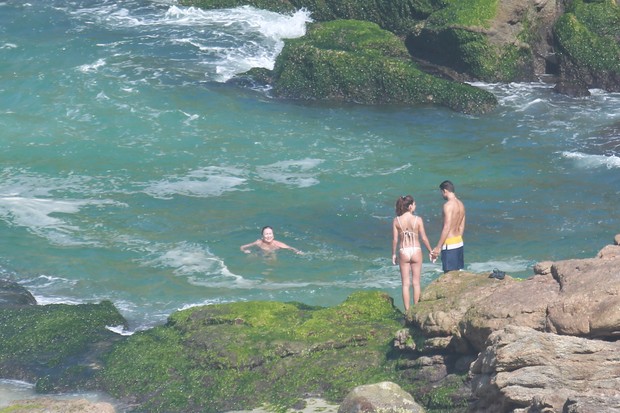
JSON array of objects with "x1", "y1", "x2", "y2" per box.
[{"x1": 1, "y1": 0, "x2": 620, "y2": 337}]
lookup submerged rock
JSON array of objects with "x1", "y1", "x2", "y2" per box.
[{"x1": 0, "y1": 279, "x2": 37, "y2": 306}]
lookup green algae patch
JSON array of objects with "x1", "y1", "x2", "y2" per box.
[
  {"x1": 408, "y1": 0, "x2": 535, "y2": 82},
  {"x1": 271, "y1": 20, "x2": 496, "y2": 113},
  {"x1": 554, "y1": 0, "x2": 620, "y2": 73},
  {"x1": 426, "y1": 0, "x2": 498, "y2": 28},
  {"x1": 100, "y1": 291, "x2": 407, "y2": 412},
  {"x1": 0, "y1": 301, "x2": 126, "y2": 391}
]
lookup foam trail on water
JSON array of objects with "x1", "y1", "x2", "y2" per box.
[
  {"x1": 0, "y1": 196, "x2": 116, "y2": 246},
  {"x1": 561, "y1": 151, "x2": 620, "y2": 169},
  {"x1": 163, "y1": 5, "x2": 311, "y2": 39},
  {"x1": 141, "y1": 241, "x2": 247, "y2": 284},
  {"x1": 77, "y1": 3, "x2": 313, "y2": 82},
  {"x1": 256, "y1": 158, "x2": 324, "y2": 188},
  {"x1": 142, "y1": 166, "x2": 248, "y2": 199}
]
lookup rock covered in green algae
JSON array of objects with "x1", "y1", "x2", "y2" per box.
[
  {"x1": 269, "y1": 20, "x2": 497, "y2": 114},
  {"x1": 100, "y1": 291, "x2": 408, "y2": 413},
  {"x1": 182, "y1": 0, "x2": 555, "y2": 83},
  {"x1": 183, "y1": 0, "x2": 620, "y2": 96},
  {"x1": 405, "y1": 0, "x2": 561, "y2": 83},
  {"x1": 553, "y1": 0, "x2": 620, "y2": 95},
  {"x1": 0, "y1": 300, "x2": 127, "y2": 393}
]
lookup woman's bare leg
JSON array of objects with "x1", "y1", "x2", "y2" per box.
[
  {"x1": 411, "y1": 263, "x2": 421, "y2": 304},
  {"x1": 399, "y1": 256, "x2": 412, "y2": 311},
  {"x1": 411, "y1": 252, "x2": 423, "y2": 304}
]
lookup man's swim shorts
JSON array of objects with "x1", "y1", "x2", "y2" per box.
[{"x1": 441, "y1": 236, "x2": 464, "y2": 272}]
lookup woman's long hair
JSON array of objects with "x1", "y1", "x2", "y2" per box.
[{"x1": 395, "y1": 195, "x2": 414, "y2": 216}]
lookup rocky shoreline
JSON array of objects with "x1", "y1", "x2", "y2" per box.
[
  {"x1": 1, "y1": 234, "x2": 619, "y2": 413},
  {"x1": 186, "y1": 0, "x2": 620, "y2": 114}
]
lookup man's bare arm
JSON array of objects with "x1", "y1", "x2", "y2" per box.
[{"x1": 434, "y1": 202, "x2": 453, "y2": 252}]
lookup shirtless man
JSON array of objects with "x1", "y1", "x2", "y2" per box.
[
  {"x1": 430, "y1": 180, "x2": 466, "y2": 272},
  {"x1": 240, "y1": 226, "x2": 302, "y2": 254}
]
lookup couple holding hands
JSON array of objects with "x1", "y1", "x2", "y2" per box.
[{"x1": 392, "y1": 180, "x2": 465, "y2": 312}]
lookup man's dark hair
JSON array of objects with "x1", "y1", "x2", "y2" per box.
[{"x1": 439, "y1": 180, "x2": 455, "y2": 193}]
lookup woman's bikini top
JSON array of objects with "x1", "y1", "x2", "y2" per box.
[{"x1": 397, "y1": 214, "x2": 419, "y2": 249}]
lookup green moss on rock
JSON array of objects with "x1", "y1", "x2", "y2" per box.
[
  {"x1": 271, "y1": 20, "x2": 496, "y2": 113},
  {"x1": 554, "y1": 1, "x2": 620, "y2": 73},
  {"x1": 407, "y1": 0, "x2": 537, "y2": 82},
  {"x1": 426, "y1": 0, "x2": 498, "y2": 28},
  {"x1": 0, "y1": 301, "x2": 126, "y2": 391},
  {"x1": 100, "y1": 291, "x2": 406, "y2": 412}
]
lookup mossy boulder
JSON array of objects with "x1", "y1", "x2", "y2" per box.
[
  {"x1": 553, "y1": 0, "x2": 620, "y2": 95},
  {"x1": 268, "y1": 20, "x2": 497, "y2": 114},
  {"x1": 405, "y1": 0, "x2": 559, "y2": 82},
  {"x1": 100, "y1": 291, "x2": 407, "y2": 412},
  {"x1": 0, "y1": 300, "x2": 127, "y2": 393}
]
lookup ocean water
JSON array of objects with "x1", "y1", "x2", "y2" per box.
[{"x1": 1, "y1": 0, "x2": 619, "y2": 341}]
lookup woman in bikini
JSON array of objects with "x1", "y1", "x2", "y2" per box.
[
  {"x1": 392, "y1": 195, "x2": 433, "y2": 312},
  {"x1": 240, "y1": 226, "x2": 302, "y2": 255}
]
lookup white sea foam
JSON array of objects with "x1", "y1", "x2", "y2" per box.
[
  {"x1": 0, "y1": 169, "x2": 125, "y2": 245},
  {"x1": 142, "y1": 241, "x2": 245, "y2": 284},
  {"x1": 18, "y1": 276, "x2": 86, "y2": 306},
  {"x1": 72, "y1": 3, "x2": 311, "y2": 82},
  {"x1": 0, "y1": 196, "x2": 116, "y2": 246},
  {"x1": 0, "y1": 378, "x2": 117, "y2": 408},
  {"x1": 77, "y1": 58, "x2": 106, "y2": 73},
  {"x1": 142, "y1": 166, "x2": 248, "y2": 199},
  {"x1": 561, "y1": 151, "x2": 620, "y2": 169},
  {"x1": 106, "y1": 325, "x2": 134, "y2": 336},
  {"x1": 0, "y1": 380, "x2": 35, "y2": 408},
  {"x1": 177, "y1": 297, "x2": 240, "y2": 312},
  {"x1": 22, "y1": 274, "x2": 76, "y2": 289},
  {"x1": 256, "y1": 158, "x2": 323, "y2": 188},
  {"x1": 514, "y1": 98, "x2": 545, "y2": 112},
  {"x1": 164, "y1": 5, "x2": 311, "y2": 39},
  {"x1": 33, "y1": 295, "x2": 85, "y2": 305}
]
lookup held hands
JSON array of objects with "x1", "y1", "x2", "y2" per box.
[{"x1": 429, "y1": 249, "x2": 439, "y2": 264}]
